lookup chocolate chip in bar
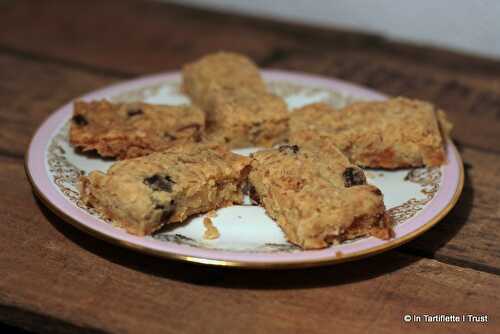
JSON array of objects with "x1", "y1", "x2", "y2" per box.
[
  {"x1": 127, "y1": 109, "x2": 144, "y2": 117},
  {"x1": 343, "y1": 167, "x2": 366, "y2": 187},
  {"x1": 144, "y1": 174, "x2": 176, "y2": 192},
  {"x1": 278, "y1": 144, "x2": 300, "y2": 154},
  {"x1": 72, "y1": 114, "x2": 88, "y2": 126}
]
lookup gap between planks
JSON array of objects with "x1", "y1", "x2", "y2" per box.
[{"x1": 0, "y1": 44, "x2": 136, "y2": 79}]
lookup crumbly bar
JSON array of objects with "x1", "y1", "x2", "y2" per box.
[
  {"x1": 182, "y1": 52, "x2": 289, "y2": 148},
  {"x1": 204, "y1": 88, "x2": 289, "y2": 147},
  {"x1": 70, "y1": 100, "x2": 205, "y2": 159},
  {"x1": 182, "y1": 51, "x2": 267, "y2": 109},
  {"x1": 289, "y1": 98, "x2": 452, "y2": 169},
  {"x1": 80, "y1": 144, "x2": 250, "y2": 236},
  {"x1": 248, "y1": 144, "x2": 393, "y2": 249}
]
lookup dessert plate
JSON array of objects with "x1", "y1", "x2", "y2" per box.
[{"x1": 25, "y1": 70, "x2": 464, "y2": 268}]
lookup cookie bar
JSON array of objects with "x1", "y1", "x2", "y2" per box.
[
  {"x1": 290, "y1": 98, "x2": 451, "y2": 169},
  {"x1": 248, "y1": 144, "x2": 393, "y2": 249},
  {"x1": 182, "y1": 51, "x2": 267, "y2": 108},
  {"x1": 204, "y1": 88, "x2": 289, "y2": 147},
  {"x1": 80, "y1": 144, "x2": 250, "y2": 236},
  {"x1": 182, "y1": 52, "x2": 289, "y2": 148},
  {"x1": 70, "y1": 100, "x2": 205, "y2": 159}
]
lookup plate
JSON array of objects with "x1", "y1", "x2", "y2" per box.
[{"x1": 25, "y1": 70, "x2": 464, "y2": 269}]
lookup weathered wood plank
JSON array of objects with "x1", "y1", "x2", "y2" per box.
[
  {"x1": 0, "y1": 0, "x2": 298, "y2": 75},
  {"x1": 0, "y1": 158, "x2": 498, "y2": 334},
  {"x1": 2, "y1": 0, "x2": 500, "y2": 85},
  {"x1": 270, "y1": 51, "x2": 500, "y2": 153},
  {"x1": 0, "y1": 53, "x2": 119, "y2": 157}
]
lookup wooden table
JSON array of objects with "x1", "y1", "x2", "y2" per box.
[{"x1": 0, "y1": 1, "x2": 498, "y2": 333}]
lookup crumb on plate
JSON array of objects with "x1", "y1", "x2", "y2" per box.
[
  {"x1": 206, "y1": 210, "x2": 218, "y2": 219},
  {"x1": 203, "y1": 217, "x2": 220, "y2": 240}
]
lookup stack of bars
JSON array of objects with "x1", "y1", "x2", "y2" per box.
[{"x1": 70, "y1": 52, "x2": 452, "y2": 250}]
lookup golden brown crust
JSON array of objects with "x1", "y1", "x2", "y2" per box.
[
  {"x1": 248, "y1": 145, "x2": 393, "y2": 249},
  {"x1": 204, "y1": 88, "x2": 289, "y2": 147},
  {"x1": 182, "y1": 51, "x2": 266, "y2": 108},
  {"x1": 80, "y1": 143, "x2": 250, "y2": 236},
  {"x1": 70, "y1": 100, "x2": 205, "y2": 159},
  {"x1": 182, "y1": 52, "x2": 289, "y2": 148},
  {"x1": 289, "y1": 98, "x2": 451, "y2": 169}
]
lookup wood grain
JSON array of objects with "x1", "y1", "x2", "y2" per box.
[
  {"x1": 0, "y1": 158, "x2": 498, "y2": 334},
  {"x1": 2, "y1": 0, "x2": 500, "y2": 84},
  {"x1": 0, "y1": 0, "x2": 298, "y2": 75}
]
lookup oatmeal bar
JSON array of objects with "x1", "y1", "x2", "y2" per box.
[
  {"x1": 248, "y1": 144, "x2": 393, "y2": 249},
  {"x1": 182, "y1": 52, "x2": 289, "y2": 148},
  {"x1": 80, "y1": 144, "x2": 250, "y2": 236},
  {"x1": 204, "y1": 88, "x2": 289, "y2": 147},
  {"x1": 290, "y1": 98, "x2": 451, "y2": 169},
  {"x1": 70, "y1": 100, "x2": 205, "y2": 159},
  {"x1": 182, "y1": 51, "x2": 267, "y2": 109}
]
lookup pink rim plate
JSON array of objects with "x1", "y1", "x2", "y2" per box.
[{"x1": 25, "y1": 70, "x2": 464, "y2": 269}]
